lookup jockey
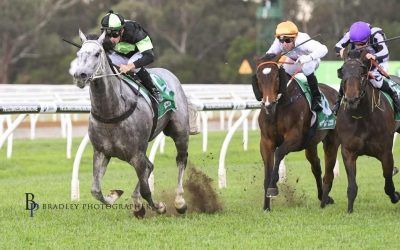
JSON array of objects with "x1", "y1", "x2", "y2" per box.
[
  {"x1": 333, "y1": 21, "x2": 400, "y2": 114},
  {"x1": 100, "y1": 10, "x2": 162, "y2": 102},
  {"x1": 265, "y1": 21, "x2": 328, "y2": 112}
]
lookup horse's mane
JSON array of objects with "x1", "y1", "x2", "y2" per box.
[
  {"x1": 84, "y1": 33, "x2": 113, "y2": 52},
  {"x1": 348, "y1": 49, "x2": 362, "y2": 59},
  {"x1": 260, "y1": 53, "x2": 280, "y2": 62},
  {"x1": 86, "y1": 34, "x2": 99, "y2": 40}
]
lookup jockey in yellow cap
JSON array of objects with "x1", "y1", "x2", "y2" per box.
[{"x1": 265, "y1": 21, "x2": 328, "y2": 112}]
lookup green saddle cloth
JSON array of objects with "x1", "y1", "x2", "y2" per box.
[
  {"x1": 294, "y1": 76, "x2": 335, "y2": 130},
  {"x1": 121, "y1": 73, "x2": 176, "y2": 119},
  {"x1": 382, "y1": 77, "x2": 400, "y2": 121}
]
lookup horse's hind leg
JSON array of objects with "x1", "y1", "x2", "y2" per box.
[
  {"x1": 130, "y1": 152, "x2": 166, "y2": 214},
  {"x1": 91, "y1": 150, "x2": 123, "y2": 205},
  {"x1": 305, "y1": 145, "x2": 324, "y2": 201},
  {"x1": 320, "y1": 132, "x2": 339, "y2": 208},
  {"x1": 381, "y1": 152, "x2": 400, "y2": 204},
  {"x1": 165, "y1": 120, "x2": 189, "y2": 214}
]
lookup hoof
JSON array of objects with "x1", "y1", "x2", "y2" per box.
[
  {"x1": 263, "y1": 207, "x2": 271, "y2": 212},
  {"x1": 390, "y1": 192, "x2": 400, "y2": 204},
  {"x1": 347, "y1": 208, "x2": 353, "y2": 214},
  {"x1": 175, "y1": 203, "x2": 188, "y2": 214},
  {"x1": 105, "y1": 189, "x2": 124, "y2": 205},
  {"x1": 133, "y1": 204, "x2": 146, "y2": 219},
  {"x1": 393, "y1": 167, "x2": 399, "y2": 176},
  {"x1": 156, "y1": 202, "x2": 167, "y2": 214},
  {"x1": 266, "y1": 187, "x2": 279, "y2": 198},
  {"x1": 321, "y1": 196, "x2": 334, "y2": 208}
]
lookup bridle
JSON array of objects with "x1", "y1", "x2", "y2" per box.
[
  {"x1": 256, "y1": 61, "x2": 282, "y2": 106},
  {"x1": 79, "y1": 40, "x2": 122, "y2": 83},
  {"x1": 342, "y1": 57, "x2": 370, "y2": 104}
]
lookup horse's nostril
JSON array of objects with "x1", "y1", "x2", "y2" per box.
[{"x1": 80, "y1": 73, "x2": 87, "y2": 79}]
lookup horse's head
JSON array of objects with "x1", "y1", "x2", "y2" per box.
[
  {"x1": 72, "y1": 30, "x2": 107, "y2": 88},
  {"x1": 340, "y1": 49, "x2": 370, "y2": 109},
  {"x1": 255, "y1": 54, "x2": 287, "y2": 115}
]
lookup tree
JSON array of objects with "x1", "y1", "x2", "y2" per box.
[
  {"x1": 108, "y1": 0, "x2": 257, "y2": 83},
  {"x1": 0, "y1": 0, "x2": 82, "y2": 84}
]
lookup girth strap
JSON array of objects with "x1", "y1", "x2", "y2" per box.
[{"x1": 91, "y1": 102, "x2": 137, "y2": 124}]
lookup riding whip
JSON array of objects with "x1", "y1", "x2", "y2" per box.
[{"x1": 281, "y1": 34, "x2": 322, "y2": 56}]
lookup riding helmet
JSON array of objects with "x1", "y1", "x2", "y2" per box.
[
  {"x1": 349, "y1": 21, "x2": 371, "y2": 43},
  {"x1": 275, "y1": 21, "x2": 298, "y2": 38},
  {"x1": 101, "y1": 10, "x2": 125, "y2": 31}
]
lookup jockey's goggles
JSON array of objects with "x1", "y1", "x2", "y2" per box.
[
  {"x1": 104, "y1": 29, "x2": 121, "y2": 38},
  {"x1": 354, "y1": 41, "x2": 367, "y2": 46},
  {"x1": 278, "y1": 37, "x2": 294, "y2": 43}
]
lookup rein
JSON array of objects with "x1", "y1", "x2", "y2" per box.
[
  {"x1": 81, "y1": 40, "x2": 122, "y2": 81},
  {"x1": 80, "y1": 40, "x2": 137, "y2": 124},
  {"x1": 256, "y1": 60, "x2": 303, "y2": 84}
]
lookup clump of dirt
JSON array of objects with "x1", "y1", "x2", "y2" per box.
[
  {"x1": 184, "y1": 165, "x2": 223, "y2": 213},
  {"x1": 275, "y1": 178, "x2": 307, "y2": 207}
]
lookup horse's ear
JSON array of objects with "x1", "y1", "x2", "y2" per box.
[
  {"x1": 342, "y1": 47, "x2": 349, "y2": 60},
  {"x1": 79, "y1": 29, "x2": 87, "y2": 42},
  {"x1": 98, "y1": 31, "x2": 106, "y2": 44}
]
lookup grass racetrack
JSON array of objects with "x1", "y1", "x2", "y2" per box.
[{"x1": 1, "y1": 131, "x2": 400, "y2": 249}]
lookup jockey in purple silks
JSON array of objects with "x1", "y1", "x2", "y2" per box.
[{"x1": 333, "y1": 21, "x2": 400, "y2": 114}]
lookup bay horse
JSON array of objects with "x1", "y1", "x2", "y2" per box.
[
  {"x1": 255, "y1": 54, "x2": 340, "y2": 211},
  {"x1": 329, "y1": 49, "x2": 400, "y2": 213},
  {"x1": 72, "y1": 30, "x2": 190, "y2": 217}
]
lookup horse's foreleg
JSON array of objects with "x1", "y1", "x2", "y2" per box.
[
  {"x1": 266, "y1": 138, "x2": 302, "y2": 198},
  {"x1": 92, "y1": 150, "x2": 123, "y2": 205},
  {"x1": 260, "y1": 138, "x2": 274, "y2": 210},
  {"x1": 131, "y1": 153, "x2": 166, "y2": 214},
  {"x1": 131, "y1": 182, "x2": 145, "y2": 218},
  {"x1": 305, "y1": 145, "x2": 323, "y2": 200},
  {"x1": 341, "y1": 146, "x2": 358, "y2": 213},
  {"x1": 321, "y1": 133, "x2": 339, "y2": 208},
  {"x1": 381, "y1": 152, "x2": 400, "y2": 204}
]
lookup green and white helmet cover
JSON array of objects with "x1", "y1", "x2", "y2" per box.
[{"x1": 101, "y1": 10, "x2": 124, "y2": 30}]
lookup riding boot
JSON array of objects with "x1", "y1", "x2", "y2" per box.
[
  {"x1": 380, "y1": 81, "x2": 400, "y2": 113},
  {"x1": 136, "y1": 68, "x2": 162, "y2": 102},
  {"x1": 332, "y1": 81, "x2": 344, "y2": 115},
  {"x1": 306, "y1": 73, "x2": 322, "y2": 112}
]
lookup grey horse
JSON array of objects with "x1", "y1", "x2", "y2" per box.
[{"x1": 72, "y1": 30, "x2": 190, "y2": 217}]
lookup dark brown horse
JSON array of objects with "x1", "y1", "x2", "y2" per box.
[
  {"x1": 255, "y1": 54, "x2": 340, "y2": 211},
  {"x1": 328, "y1": 50, "x2": 400, "y2": 213}
]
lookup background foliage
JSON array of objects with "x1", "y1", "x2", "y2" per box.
[{"x1": 1, "y1": 0, "x2": 400, "y2": 84}]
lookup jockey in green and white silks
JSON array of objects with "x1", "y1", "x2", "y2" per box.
[{"x1": 101, "y1": 10, "x2": 162, "y2": 102}]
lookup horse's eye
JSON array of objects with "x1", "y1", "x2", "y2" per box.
[{"x1": 95, "y1": 52, "x2": 100, "y2": 57}]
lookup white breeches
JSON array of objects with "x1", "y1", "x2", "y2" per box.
[
  {"x1": 108, "y1": 51, "x2": 143, "y2": 73},
  {"x1": 283, "y1": 57, "x2": 320, "y2": 76}
]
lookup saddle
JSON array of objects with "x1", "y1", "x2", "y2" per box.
[
  {"x1": 122, "y1": 73, "x2": 176, "y2": 139},
  {"x1": 293, "y1": 75, "x2": 335, "y2": 130}
]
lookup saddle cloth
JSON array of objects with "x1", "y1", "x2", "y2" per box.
[
  {"x1": 382, "y1": 77, "x2": 400, "y2": 121},
  {"x1": 121, "y1": 73, "x2": 176, "y2": 119},
  {"x1": 293, "y1": 75, "x2": 335, "y2": 130}
]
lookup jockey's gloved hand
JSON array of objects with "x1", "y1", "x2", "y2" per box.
[{"x1": 296, "y1": 55, "x2": 313, "y2": 64}]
